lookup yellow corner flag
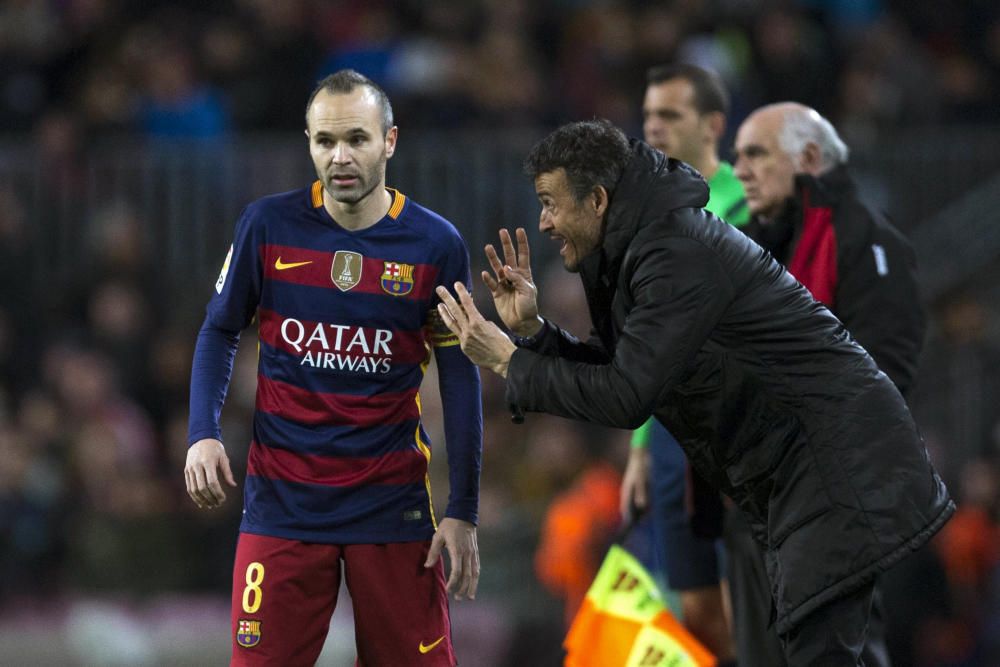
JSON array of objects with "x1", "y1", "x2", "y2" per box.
[{"x1": 564, "y1": 544, "x2": 716, "y2": 667}]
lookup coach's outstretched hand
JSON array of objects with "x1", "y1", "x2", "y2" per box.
[
  {"x1": 425, "y1": 517, "x2": 480, "y2": 600},
  {"x1": 435, "y1": 282, "x2": 516, "y2": 377},
  {"x1": 185, "y1": 438, "x2": 238, "y2": 509},
  {"x1": 482, "y1": 228, "x2": 542, "y2": 337}
]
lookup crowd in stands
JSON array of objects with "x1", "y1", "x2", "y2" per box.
[
  {"x1": 0, "y1": 0, "x2": 998, "y2": 145},
  {"x1": 1, "y1": 1, "x2": 999, "y2": 665}
]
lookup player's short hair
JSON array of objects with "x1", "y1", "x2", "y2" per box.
[
  {"x1": 305, "y1": 69, "x2": 394, "y2": 135},
  {"x1": 523, "y1": 119, "x2": 631, "y2": 203},
  {"x1": 778, "y1": 106, "x2": 849, "y2": 169},
  {"x1": 646, "y1": 63, "x2": 730, "y2": 117}
]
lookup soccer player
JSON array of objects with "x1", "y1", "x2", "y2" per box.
[
  {"x1": 184, "y1": 69, "x2": 482, "y2": 667},
  {"x1": 623, "y1": 63, "x2": 747, "y2": 663},
  {"x1": 436, "y1": 120, "x2": 952, "y2": 664}
]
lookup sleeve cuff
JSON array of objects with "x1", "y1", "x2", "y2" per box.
[{"x1": 445, "y1": 501, "x2": 479, "y2": 526}]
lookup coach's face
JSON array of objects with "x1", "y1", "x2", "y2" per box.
[
  {"x1": 306, "y1": 87, "x2": 397, "y2": 206},
  {"x1": 733, "y1": 108, "x2": 797, "y2": 220},
  {"x1": 535, "y1": 169, "x2": 607, "y2": 273}
]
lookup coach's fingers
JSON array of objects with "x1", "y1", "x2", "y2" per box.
[
  {"x1": 515, "y1": 228, "x2": 532, "y2": 272},
  {"x1": 499, "y1": 228, "x2": 517, "y2": 268},
  {"x1": 435, "y1": 286, "x2": 469, "y2": 329},
  {"x1": 501, "y1": 265, "x2": 534, "y2": 293},
  {"x1": 452, "y1": 282, "x2": 482, "y2": 321},
  {"x1": 481, "y1": 270, "x2": 500, "y2": 293},
  {"x1": 485, "y1": 244, "x2": 505, "y2": 280}
]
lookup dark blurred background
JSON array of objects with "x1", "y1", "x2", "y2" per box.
[{"x1": 0, "y1": 1, "x2": 998, "y2": 665}]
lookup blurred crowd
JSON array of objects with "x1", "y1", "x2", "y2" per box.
[
  {"x1": 1, "y1": 0, "x2": 999, "y2": 146},
  {"x1": 1, "y1": 0, "x2": 1000, "y2": 665}
]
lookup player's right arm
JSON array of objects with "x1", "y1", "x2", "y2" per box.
[{"x1": 185, "y1": 205, "x2": 263, "y2": 509}]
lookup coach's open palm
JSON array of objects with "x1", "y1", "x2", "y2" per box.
[{"x1": 482, "y1": 228, "x2": 542, "y2": 337}]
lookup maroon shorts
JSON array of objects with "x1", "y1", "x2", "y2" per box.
[{"x1": 230, "y1": 533, "x2": 455, "y2": 667}]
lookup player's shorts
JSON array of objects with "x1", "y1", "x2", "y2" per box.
[
  {"x1": 230, "y1": 532, "x2": 455, "y2": 667},
  {"x1": 649, "y1": 422, "x2": 726, "y2": 590}
]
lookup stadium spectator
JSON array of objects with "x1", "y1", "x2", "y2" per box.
[
  {"x1": 436, "y1": 119, "x2": 953, "y2": 664},
  {"x1": 184, "y1": 69, "x2": 483, "y2": 666}
]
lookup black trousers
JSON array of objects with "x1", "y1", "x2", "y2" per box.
[{"x1": 723, "y1": 509, "x2": 892, "y2": 667}]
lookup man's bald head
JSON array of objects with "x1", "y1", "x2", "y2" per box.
[{"x1": 733, "y1": 102, "x2": 849, "y2": 219}]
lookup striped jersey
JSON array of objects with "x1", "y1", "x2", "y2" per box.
[{"x1": 189, "y1": 182, "x2": 483, "y2": 544}]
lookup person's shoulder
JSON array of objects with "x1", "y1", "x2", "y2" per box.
[
  {"x1": 636, "y1": 205, "x2": 720, "y2": 244},
  {"x1": 246, "y1": 184, "x2": 314, "y2": 217},
  {"x1": 233, "y1": 184, "x2": 315, "y2": 236},
  {"x1": 395, "y1": 194, "x2": 466, "y2": 249},
  {"x1": 830, "y1": 184, "x2": 911, "y2": 248}
]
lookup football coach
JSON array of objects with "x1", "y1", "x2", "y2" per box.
[{"x1": 434, "y1": 119, "x2": 953, "y2": 665}]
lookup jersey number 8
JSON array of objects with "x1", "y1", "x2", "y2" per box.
[{"x1": 242, "y1": 562, "x2": 265, "y2": 614}]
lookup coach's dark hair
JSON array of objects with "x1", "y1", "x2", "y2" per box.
[
  {"x1": 646, "y1": 63, "x2": 730, "y2": 117},
  {"x1": 523, "y1": 120, "x2": 631, "y2": 203},
  {"x1": 305, "y1": 69, "x2": 394, "y2": 134}
]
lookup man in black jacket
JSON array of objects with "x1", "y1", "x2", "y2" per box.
[
  {"x1": 725, "y1": 102, "x2": 927, "y2": 666},
  {"x1": 435, "y1": 119, "x2": 952, "y2": 665}
]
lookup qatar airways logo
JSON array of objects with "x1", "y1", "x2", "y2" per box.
[{"x1": 280, "y1": 318, "x2": 393, "y2": 373}]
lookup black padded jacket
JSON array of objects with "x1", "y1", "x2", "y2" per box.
[{"x1": 506, "y1": 140, "x2": 953, "y2": 634}]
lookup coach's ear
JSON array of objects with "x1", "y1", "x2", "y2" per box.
[{"x1": 589, "y1": 185, "x2": 610, "y2": 219}]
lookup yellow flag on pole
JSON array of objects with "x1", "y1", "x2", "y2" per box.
[{"x1": 563, "y1": 544, "x2": 716, "y2": 667}]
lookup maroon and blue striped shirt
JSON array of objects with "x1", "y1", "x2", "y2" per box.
[{"x1": 189, "y1": 182, "x2": 482, "y2": 543}]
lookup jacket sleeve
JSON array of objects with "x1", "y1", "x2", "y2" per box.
[
  {"x1": 505, "y1": 237, "x2": 734, "y2": 428},
  {"x1": 834, "y1": 210, "x2": 926, "y2": 395},
  {"x1": 515, "y1": 317, "x2": 612, "y2": 364}
]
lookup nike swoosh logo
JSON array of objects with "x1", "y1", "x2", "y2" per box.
[
  {"x1": 274, "y1": 257, "x2": 313, "y2": 270},
  {"x1": 418, "y1": 636, "x2": 445, "y2": 654}
]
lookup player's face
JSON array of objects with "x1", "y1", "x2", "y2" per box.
[
  {"x1": 733, "y1": 110, "x2": 797, "y2": 220},
  {"x1": 306, "y1": 87, "x2": 397, "y2": 206},
  {"x1": 642, "y1": 79, "x2": 708, "y2": 165},
  {"x1": 534, "y1": 169, "x2": 604, "y2": 273}
]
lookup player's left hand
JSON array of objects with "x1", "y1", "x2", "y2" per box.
[
  {"x1": 425, "y1": 517, "x2": 480, "y2": 600},
  {"x1": 435, "y1": 282, "x2": 516, "y2": 377}
]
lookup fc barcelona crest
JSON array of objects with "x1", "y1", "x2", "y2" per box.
[
  {"x1": 381, "y1": 261, "x2": 415, "y2": 296},
  {"x1": 237, "y1": 619, "x2": 262, "y2": 648},
  {"x1": 331, "y1": 251, "x2": 363, "y2": 291}
]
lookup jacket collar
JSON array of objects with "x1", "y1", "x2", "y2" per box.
[
  {"x1": 592, "y1": 140, "x2": 710, "y2": 277},
  {"x1": 792, "y1": 164, "x2": 855, "y2": 210}
]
